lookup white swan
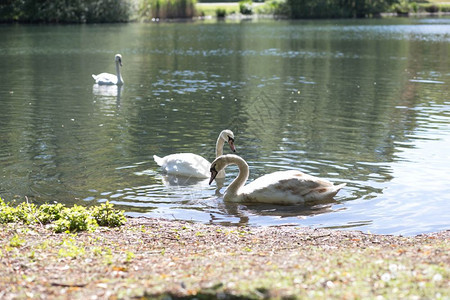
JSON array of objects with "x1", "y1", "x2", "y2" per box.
[
  {"x1": 92, "y1": 54, "x2": 124, "y2": 85},
  {"x1": 209, "y1": 154, "x2": 346, "y2": 204},
  {"x1": 153, "y1": 130, "x2": 236, "y2": 179}
]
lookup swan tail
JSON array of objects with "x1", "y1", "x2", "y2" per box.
[
  {"x1": 153, "y1": 155, "x2": 164, "y2": 166},
  {"x1": 329, "y1": 183, "x2": 346, "y2": 197},
  {"x1": 306, "y1": 183, "x2": 346, "y2": 202},
  {"x1": 334, "y1": 183, "x2": 346, "y2": 191}
]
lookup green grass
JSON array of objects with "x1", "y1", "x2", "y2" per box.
[{"x1": 196, "y1": 2, "x2": 239, "y2": 16}]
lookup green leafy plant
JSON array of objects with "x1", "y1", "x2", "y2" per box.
[
  {"x1": 15, "y1": 201, "x2": 40, "y2": 225},
  {"x1": 53, "y1": 205, "x2": 98, "y2": 233},
  {"x1": 58, "y1": 237, "x2": 86, "y2": 258},
  {"x1": 37, "y1": 203, "x2": 66, "y2": 224},
  {"x1": 91, "y1": 201, "x2": 127, "y2": 227},
  {"x1": 0, "y1": 198, "x2": 126, "y2": 233},
  {"x1": 9, "y1": 234, "x2": 25, "y2": 248},
  {"x1": 0, "y1": 198, "x2": 18, "y2": 223},
  {"x1": 125, "y1": 251, "x2": 135, "y2": 262}
]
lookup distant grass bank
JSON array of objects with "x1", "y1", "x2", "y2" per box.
[
  {"x1": 196, "y1": 2, "x2": 240, "y2": 17},
  {"x1": 392, "y1": 0, "x2": 450, "y2": 15}
]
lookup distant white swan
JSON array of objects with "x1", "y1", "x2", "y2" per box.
[
  {"x1": 153, "y1": 130, "x2": 236, "y2": 179},
  {"x1": 209, "y1": 154, "x2": 346, "y2": 204},
  {"x1": 92, "y1": 54, "x2": 124, "y2": 85}
]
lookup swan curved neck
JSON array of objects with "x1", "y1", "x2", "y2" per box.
[
  {"x1": 116, "y1": 61, "x2": 123, "y2": 85},
  {"x1": 215, "y1": 135, "x2": 225, "y2": 158},
  {"x1": 226, "y1": 156, "x2": 249, "y2": 198}
]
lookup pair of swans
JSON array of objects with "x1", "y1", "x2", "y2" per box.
[
  {"x1": 92, "y1": 54, "x2": 124, "y2": 85},
  {"x1": 154, "y1": 130, "x2": 345, "y2": 204}
]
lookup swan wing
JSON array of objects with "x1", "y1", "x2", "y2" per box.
[
  {"x1": 153, "y1": 153, "x2": 210, "y2": 178},
  {"x1": 92, "y1": 73, "x2": 117, "y2": 85},
  {"x1": 240, "y1": 170, "x2": 344, "y2": 204}
]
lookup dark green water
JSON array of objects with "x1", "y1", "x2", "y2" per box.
[{"x1": 1, "y1": 18, "x2": 449, "y2": 235}]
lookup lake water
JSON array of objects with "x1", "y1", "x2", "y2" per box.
[{"x1": 1, "y1": 18, "x2": 449, "y2": 236}]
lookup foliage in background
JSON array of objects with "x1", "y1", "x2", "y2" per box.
[
  {"x1": 254, "y1": 0, "x2": 290, "y2": 16},
  {"x1": 215, "y1": 7, "x2": 227, "y2": 18},
  {"x1": 0, "y1": 197, "x2": 126, "y2": 233},
  {"x1": 239, "y1": 0, "x2": 253, "y2": 15},
  {"x1": 393, "y1": 0, "x2": 413, "y2": 14},
  {"x1": 285, "y1": 0, "x2": 398, "y2": 18},
  {"x1": 139, "y1": 0, "x2": 196, "y2": 20},
  {"x1": 2, "y1": 0, "x2": 449, "y2": 22},
  {"x1": 0, "y1": 0, "x2": 131, "y2": 23},
  {"x1": 196, "y1": 2, "x2": 238, "y2": 18},
  {"x1": 420, "y1": 2, "x2": 450, "y2": 12},
  {"x1": 388, "y1": 0, "x2": 450, "y2": 15}
]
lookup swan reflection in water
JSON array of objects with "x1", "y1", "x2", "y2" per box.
[
  {"x1": 159, "y1": 175, "x2": 225, "y2": 192},
  {"x1": 93, "y1": 83, "x2": 122, "y2": 100},
  {"x1": 209, "y1": 194, "x2": 338, "y2": 226},
  {"x1": 92, "y1": 84, "x2": 122, "y2": 115}
]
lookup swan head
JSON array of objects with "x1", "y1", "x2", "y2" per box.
[
  {"x1": 209, "y1": 156, "x2": 225, "y2": 185},
  {"x1": 209, "y1": 154, "x2": 241, "y2": 185},
  {"x1": 220, "y1": 129, "x2": 236, "y2": 152},
  {"x1": 115, "y1": 54, "x2": 123, "y2": 67}
]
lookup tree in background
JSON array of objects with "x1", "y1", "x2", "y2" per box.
[
  {"x1": 0, "y1": 0, "x2": 131, "y2": 23},
  {"x1": 138, "y1": 0, "x2": 196, "y2": 19}
]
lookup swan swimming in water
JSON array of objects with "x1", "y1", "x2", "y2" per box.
[
  {"x1": 209, "y1": 154, "x2": 346, "y2": 204},
  {"x1": 92, "y1": 54, "x2": 124, "y2": 85},
  {"x1": 153, "y1": 130, "x2": 236, "y2": 179}
]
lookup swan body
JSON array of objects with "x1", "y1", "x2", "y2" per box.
[
  {"x1": 209, "y1": 154, "x2": 346, "y2": 204},
  {"x1": 92, "y1": 54, "x2": 124, "y2": 85},
  {"x1": 154, "y1": 130, "x2": 235, "y2": 179}
]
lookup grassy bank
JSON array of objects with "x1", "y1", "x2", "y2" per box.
[
  {"x1": 1, "y1": 217, "x2": 448, "y2": 299},
  {"x1": 196, "y1": 2, "x2": 240, "y2": 17},
  {"x1": 392, "y1": 0, "x2": 450, "y2": 15}
]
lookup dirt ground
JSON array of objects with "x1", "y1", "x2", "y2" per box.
[{"x1": 1, "y1": 217, "x2": 449, "y2": 299}]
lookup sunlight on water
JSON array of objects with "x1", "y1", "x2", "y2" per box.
[{"x1": 0, "y1": 19, "x2": 449, "y2": 235}]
